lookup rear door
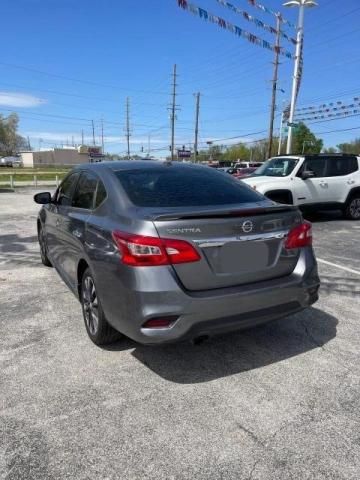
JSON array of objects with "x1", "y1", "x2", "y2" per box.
[
  {"x1": 322, "y1": 156, "x2": 359, "y2": 203},
  {"x1": 58, "y1": 171, "x2": 99, "y2": 289}
]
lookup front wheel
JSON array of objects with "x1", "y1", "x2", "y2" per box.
[
  {"x1": 81, "y1": 268, "x2": 121, "y2": 345},
  {"x1": 38, "y1": 226, "x2": 52, "y2": 267},
  {"x1": 344, "y1": 196, "x2": 360, "y2": 220}
]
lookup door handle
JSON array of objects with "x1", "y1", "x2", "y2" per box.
[
  {"x1": 72, "y1": 229, "x2": 83, "y2": 239},
  {"x1": 319, "y1": 181, "x2": 328, "y2": 186},
  {"x1": 347, "y1": 180, "x2": 355, "y2": 185},
  {"x1": 55, "y1": 219, "x2": 62, "y2": 227}
]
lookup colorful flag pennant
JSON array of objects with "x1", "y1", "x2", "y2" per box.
[
  {"x1": 177, "y1": 0, "x2": 294, "y2": 59},
  {"x1": 216, "y1": 0, "x2": 297, "y2": 45},
  {"x1": 246, "y1": 0, "x2": 295, "y2": 28}
]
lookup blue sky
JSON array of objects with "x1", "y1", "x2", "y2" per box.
[{"x1": 1, "y1": 0, "x2": 359, "y2": 157}]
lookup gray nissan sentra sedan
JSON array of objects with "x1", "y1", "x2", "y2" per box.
[{"x1": 34, "y1": 161, "x2": 320, "y2": 345}]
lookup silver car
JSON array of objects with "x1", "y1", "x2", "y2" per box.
[{"x1": 34, "y1": 161, "x2": 320, "y2": 345}]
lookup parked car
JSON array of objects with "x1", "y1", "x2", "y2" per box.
[
  {"x1": 218, "y1": 167, "x2": 242, "y2": 178},
  {"x1": 0, "y1": 156, "x2": 23, "y2": 167},
  {"x1": 242, "y1": 154, "x2": 360, "y2": 219},
  {"x1": 235, "y1": 162, "x2": 263, "y2": 170},
  {"x1": 34, "y1": 161, "x2": 320, "y2": 346},
  {"x1": 236, "y1": 167, "x2": 257, "y2": 178}
]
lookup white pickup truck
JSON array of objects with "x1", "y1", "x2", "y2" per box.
[{"x1": 242, "y1": 154, "x2": 360, "y2": 220}]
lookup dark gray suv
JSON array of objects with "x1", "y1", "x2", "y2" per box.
[{"x1": 34, "y1": 161, "x2": 320, "y2": 345}]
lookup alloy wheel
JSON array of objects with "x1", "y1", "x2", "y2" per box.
[
  {"x1": 349, "y1": 198, "x2": 360, "y2": 219},
  {"x1": 82, "y1": 276, "x2": 99, "y2": 335}
]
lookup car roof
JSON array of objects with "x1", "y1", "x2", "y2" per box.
[{"x1": 74, "y1": 160, "x2": 210, "y2": 173}]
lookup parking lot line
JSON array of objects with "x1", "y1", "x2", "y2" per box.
[{"x1": 317, "y1": 258, "x2": 360, "y2": 276}]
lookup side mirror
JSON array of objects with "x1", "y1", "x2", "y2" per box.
[
  {"x1": 301, "y1": 170, "x2": 315, "y2": 180},
  {"x1": 34, "y1": 192, "x2": 52, "y2": 204}
]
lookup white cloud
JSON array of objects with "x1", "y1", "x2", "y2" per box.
[
  {"x1": 25, "y1": 131, "x2": 170, "y2": 146},
  {"x1": 0, "y1": 92, "x2": 46, "y2": 108}
]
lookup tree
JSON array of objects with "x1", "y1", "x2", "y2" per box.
[
  {"x1": 322, "y1": 147, "x2": 337, "y2": 154},
  {"x1": 292, "y1": 123, "x2": 323, "y2": 154},
  {"x1": 337, "y1": 138, "x2": 360, "y2": 154},
  {"x1": 294, "y1": 123, "x2": 323, "y2": 154},
  {"x1": 0, "y1": 113, "x2": 28, "y2": 156}
]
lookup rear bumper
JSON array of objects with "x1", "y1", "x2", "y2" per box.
[{"x1": 99, "y1": 247, "x2": 320, "y2": 345}]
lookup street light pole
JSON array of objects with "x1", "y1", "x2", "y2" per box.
[{"x1": 284, "y1": 0, "x2": 318, "y2": 154}]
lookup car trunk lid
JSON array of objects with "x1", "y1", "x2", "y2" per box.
[{"x1": 152, "y1": 204, "x2": 302, "y2": 291}]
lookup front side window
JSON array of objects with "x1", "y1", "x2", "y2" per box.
[
  {"x1": 115, "y1": 166, "x2": 263, "y2": 207},
  {"x1": 303, "y1": 158, "x2": 326, "y2": 178},
  {"x1": 57, "y1": 172, "x2": 80, "y2": 206},
  {"x1": 253, "y1": 157, "x2": 299, "y2": 177},
  {"x1": 72, "y1": 172, "x2": 98, "y2": 210}
]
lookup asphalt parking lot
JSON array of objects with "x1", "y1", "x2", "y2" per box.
[{"x1": 1, "y1": 189, "x2": 359, "y2": 480}]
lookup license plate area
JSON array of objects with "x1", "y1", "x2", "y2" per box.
[{"x1": 203, "y1": 240, "x2": 277, "y2": 274}]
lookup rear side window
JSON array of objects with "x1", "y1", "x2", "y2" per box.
[
  {"x1": 57, "y1": 172, "x2": 80, "y2": 206},
  {"x1": 72, "y1": 172, "x2": 98, "y2": 209},
  {"x1": 114, "y1": 166, "x2": 263, "y2": 207},
  {"x1": 326, "y1": 157, "x2": 358, "y2": 177}
]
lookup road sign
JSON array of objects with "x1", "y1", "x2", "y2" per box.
[
  {"x1": 177, "y1": 149, "x2": 192, "y2": 159},
  {"x1": 287, "y1": 122, "x2": 299, "y2": 128}
]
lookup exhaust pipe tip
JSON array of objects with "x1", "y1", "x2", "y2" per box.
[{"x1": 192, "y1": 335, "x2": 209, "y2": 346}]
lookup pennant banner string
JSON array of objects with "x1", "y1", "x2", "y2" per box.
[
  {"x1": 216, "y1": 0, "x2": 297, "y2": 45},
  {"x1": 296, "y1": 97, "x2": 360, "y2": 113},
  {"x1": 295, "y1": 107, "x2": 360, "y2": 122},
  {"x1": 177, "y1": 0, "x2": 294, "y2": 59},
  {"x1": 246, "y1": 0, "x2": 295, "y2": 28},
  {"x1": 296, "y1": 101, "x2": 360, "y2": 118}
]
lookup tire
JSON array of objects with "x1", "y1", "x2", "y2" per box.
[
  {"x1": 38, "y1": 226, "x2": 52, "y2": 267},
  {"x1": 80, "y1": 268, "x2": 121, "y2": 345},
  {"x1": 344, "y1": 196, "x2": 360, "y2": 220}
]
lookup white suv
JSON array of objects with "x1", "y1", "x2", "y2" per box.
[{"x1": 242, "y1": 154, "x2": 360, "y2": 220}]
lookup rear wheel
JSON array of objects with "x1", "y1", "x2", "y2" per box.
[
  {"x1": 344, "y1": 196, "x2": 360, "y2": 220},
  {"x1": 81, "y1": 268, "x2": 121, "y2": 345},
  {"x1": 38, "y1": 226, "x2": 52, "y2": 267}
]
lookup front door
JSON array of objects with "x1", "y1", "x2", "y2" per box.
[
  {"x1": 293, "y1": 157, "x2": 328, "y2": 206},
  {"x1": 46, "y1": 172, "x2": 80, "y2": 268}
]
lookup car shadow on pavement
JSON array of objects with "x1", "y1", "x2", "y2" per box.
[
  {"x1": 130, "y1": 307, "x2": 337, "y2": 384},
  {"x1": 0, "y1": 233, "x2": 38, "y2": 253}
]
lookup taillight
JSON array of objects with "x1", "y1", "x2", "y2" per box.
[
  {"x1": 112, "y1": 231, "x2": 201, "y2": 266},
  {"x1": 285, "y1": 221, "x2": 312, "y2": 249}
]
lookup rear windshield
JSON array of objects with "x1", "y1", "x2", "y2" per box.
[{"x1": 115, "y1": 166, "x2": 263, "y2": 207}]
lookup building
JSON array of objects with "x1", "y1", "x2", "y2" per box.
[{"x1": 20, "y1": 146, "x2": 103, "y2": 167}]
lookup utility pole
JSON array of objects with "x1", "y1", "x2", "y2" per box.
[
  {"x1": 193, "y1": 92, "x2": 200, "y2": 163},
  {"x1": 81, "y1": 129, "x2": 84, "y2": 145},
  {"x1": 101, "y1": 118, "x2": 104, "y2": 154},
  {"x1": 91, "y1": 120, "x2": 95, "y2": 146},
  {"x1": 170, "y1": 64, "x2": 177, "y2": 161},
  {"x1": 27, "y1": 136, "x2": 31, "y2": 150},
  {"x1": 126, "y1": 97, "x2": 131, "y2": 160},
  {"x1": 267, "y1": 13, "x2": 281, "y2": 159}
]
